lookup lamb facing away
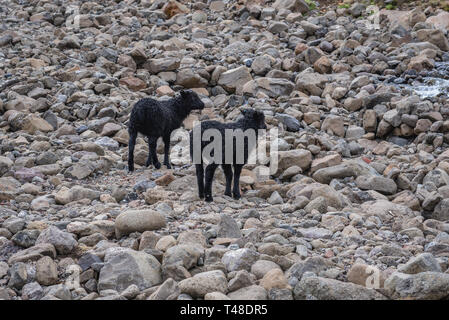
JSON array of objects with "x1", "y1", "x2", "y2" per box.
[
  {"x1": 128, "y1": 90, "x2": 205, "y2": 172},
  {"x1": 190, "y1": 108, "x2": 267, "y2": 202}
]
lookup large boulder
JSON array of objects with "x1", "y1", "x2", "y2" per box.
[
  {"x1": 115, "y1": 209, "x2": 166, "y2": 238},
  {"x1": 222, "y1": 248, "x2": 260, "y2": 272},
  {"x1": 397, "y1": 253, "x2": 442, "y2": 274},
  {"x1": 273, "y1": 149, "x2": 312, "y2": 175},
  {"x1": 416, "y1": 29, "x2": 449, "y2": 51},
  {"x1": 98, "y1": 248, "x2": 162, "y2": 293},
  {"x1": 294, "y1": 276, "x2": 387, "y2": 300},
  {"x1": 384, "y1": 272, "x2": 449, "y2": 300},
  {"x1": 273, "y1": 0, "x2": 310, "y2": 14},
  {"x1": 21, "y1": 115, "x2": 53, "y2": 133},
  {"x1": 35, "y1": 226, "x2": 77, "y2": 255},
  {"x1": 242, "y1": 78, "x2": 295, "y2": 98},
  {"x1": 217, "y1": 66, "x2": 252, "y2": 95},
  {"x1": 426, "y1": 12, "x2": 449, "y2": 30},
  {"x1": 54, "y1": 186, "x2": 100, "y2": 205},
  {"x1": 178, "y1": 270, "x2": 228, "y2": 298},
  {"x1": 355, "y1": 175, "x2": 397, "y2": 195}
]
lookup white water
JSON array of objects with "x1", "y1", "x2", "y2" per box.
[
  {"x1": 411, "y1": 78, "x2": 449, "y2": 99},
  {"x1": 396, "y1": 62, "x2": 449, "y2": 99}
]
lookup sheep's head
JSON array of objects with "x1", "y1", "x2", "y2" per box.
[
  {"x1": 180, "y1": 89, "x2": 205, "y2": 111},
  {"x1": 240, "y1": 108, "x2": 267, "y2": 130}
]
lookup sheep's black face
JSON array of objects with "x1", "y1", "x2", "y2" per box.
[
  {"x1": 241, "y1": 108, "x2": 267, "y2": 130},
  {"x1": 181, "y1": 90, "x2": 205, "y2": 111}
]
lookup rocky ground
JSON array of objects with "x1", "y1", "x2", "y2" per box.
[{"x1": 1, "y1": 0, "x2": 449, "y2": 300}]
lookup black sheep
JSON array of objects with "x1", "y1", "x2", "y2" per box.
[
  {"x1": 190, "y1": 108, "x2": 267, "y2": 202},
  {"x1": 128, "y1": 90, "x2": 205, "y2": 172}
]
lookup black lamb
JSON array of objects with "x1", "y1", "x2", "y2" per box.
[
  {"x1": 128, "y1": 89, "x2": 205, "y2": 172},
  {"x1": 189, "y1": 108, "x2": 267, "y2": 202}
]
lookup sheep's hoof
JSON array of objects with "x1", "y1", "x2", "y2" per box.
[
  {"x1": 198, "y1": 193, "x2": 205, "y2": 199},
  {"x1": 224, "y1": 191, "x2": 232, "y2": 197},
  {"x1": 164, "y1": 163, "x2": 172, "y2": 169},
  {"x1": 205, "y1": 195, "x2": 213, "y2": 202},
  {"x1": 128, "y1": 165, "x2": 134, "y2": 172},
  {"x1": 233, "y1": 193, "x2": 241, "y2": 200},
  {"x1": 154, "y1": 162, "x2": 161, "y2": 169}
]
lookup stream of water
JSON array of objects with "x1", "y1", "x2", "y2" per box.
[{"x1": 391, "y1": 61, "x2": 449, "y2": 99}]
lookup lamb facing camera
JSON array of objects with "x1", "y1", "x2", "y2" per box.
[{"x1": 190, "y1": 108, "x2": 267, "y2": 202}]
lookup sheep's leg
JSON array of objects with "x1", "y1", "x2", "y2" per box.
[
  {"x1": 148, "y1": 136, "x2": 161, "y2": 169},
  {"x1": 163, "y1": 134, "x2": 171, "y2": 169},
  {"x1": 128, "y1": 128, "x2": 137, "y2": 172},
  {"x1": 204, "y1": 163, "x2": 218, "y2": 202},
  {"x1": 145, "y1": 136, "x2": 153, "y2": 167},
  {"x1": 232, "y1": 164, "x2": 243, "y2": 200},
  {"x1": 195, "y1": 164, "x2": 205, "y2": 199},
  {"x1": 222, "y1": 164, "x2": 233, "y2": 197}
]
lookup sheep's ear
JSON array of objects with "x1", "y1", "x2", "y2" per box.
[{"x1": 180, "y1": 90, "x2": 189, "y2": 97}]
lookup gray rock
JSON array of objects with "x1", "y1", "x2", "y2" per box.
[
  {"x1": 162, "y1": 245, "x2": 204, "y2": 270},
  {"x1": 36, "y1": 256, "x2": 58, "y2": 286},
  {"x1": 2, "y1": 216, "x2": 25, "y2": 234},
  {"x1": 178, "y1": 270, "x2": 228, "y2": 298},
  {"x1": 35, "y1": 226, "x2": 77, "y2": 255},
  {"x1": 11, "y1": 229, "x2": 40, "y2": 248},
  {"x1": 397, "y1": 253, "x2": 442, "y2": 274},
  {"x1": 227, "y1": 285, "x2": 268, "y2": 300},
  {"x1": 273, "y1": 0, "x2": 310, "y2": 14},
  {"x1": 294, "y1": 276, "x2": 387, "y2": 300},
  {"x1": 217, "y1": 214, "x2": 242, "y2": 239},
  {"x1": 228, "y1": 270, "x2": 256, "y2": 292},
  {"x1": 0, "y1": 261, "x2": 8, "y2": 279},
  {"x1": 222, "y1": 248, "x2": 260, "y2": 272},
  {"x1": 8, "y1": 262, "x2": 28, "y2": 290},
  {"x1": 98, "y1": 249, "x2": 162, "y2": 293},
  {"x1": 355, "y1": 175, "x2": 397, "y2": 195},
  {"x1": 22, "y1": 282, "x2": 44, "y2": 300},
  {"x1": 148, "y1": 278, "x2": 180, "y2": 300},
  {"x1": 433, "y1": 199, "x2": 449, "y2": 221},
  {"x1": 286, "y1": 256, "x2": 333, "y2": 286},
  {"x1": 384, "y1": 272, "x2": 449, "y2": 300},
  {"x1": 43, "y1": 284, "x2": 72, "y2": 300},
  {"x1": 0, "y1": 156, "x2": 13, "y2": 176},
  {"x1": 115, "y1": 209, "x2": 166, "y2": 238},
  {"x1": 242, "y1": 78, "x2": 295, "y2": 98}
]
